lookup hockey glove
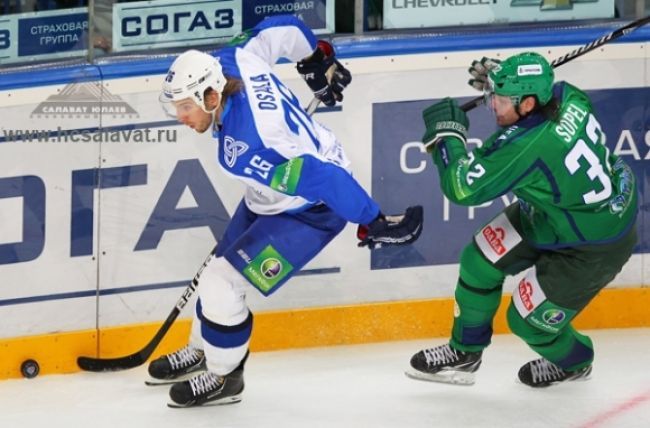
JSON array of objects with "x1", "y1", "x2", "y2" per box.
[
  {"x1": 329, "y1": 59, "x2": 352, "y2": 102},
  {"x1": 468, "y1": 57, "x2": 501, "y2": 92},
  {"x1": 297, "y1": 40, "x2": 337, "y2": 107},
  {"x1": 357, "y1": 206, "x2": 423, "y2": 250},
  {"x1": 421, "y1": 97, "x2": 469, "y2": 152}
]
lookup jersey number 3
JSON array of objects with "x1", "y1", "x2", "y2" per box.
[{"x1": 564, "y1": 114, "x2": 612, "y2": 204}]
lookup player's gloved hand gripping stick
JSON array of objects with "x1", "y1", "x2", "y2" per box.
[
  {"x1": 297, "y1": 40, "x2": 351, "y2": 111},
  {"x1": 460, "y1": 15, "x2": 650, "y2": 113}
]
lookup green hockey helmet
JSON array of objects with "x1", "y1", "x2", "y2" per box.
[{"x1": 487, "y1": 52, "x2": 554, "y2": 106}]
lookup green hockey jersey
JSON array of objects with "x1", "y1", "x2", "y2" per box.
[{"x1": 431, "y1": 82, "x2": 637, "y2": 248}]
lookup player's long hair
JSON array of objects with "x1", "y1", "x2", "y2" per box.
[
  {"x1": 539, "y1": 97, "x2": 561, "y2": 122},
  {"x1": 201, "y1": 78, "x2": 244, "y2": 112},
  {"x1": 521, "y1": 95, "x2": 561, "y2": 122},
  {"x1": 220, "y1": 77, "x2": 245, "y2": 108}
]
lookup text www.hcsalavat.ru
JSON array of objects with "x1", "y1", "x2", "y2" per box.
[{"x1": 1, "y1": 127, "x2": 177, "y2": 143}]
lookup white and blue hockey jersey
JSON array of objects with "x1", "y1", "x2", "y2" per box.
[{"x1": 211, "y1": 15, "x2": 379, "y2": 225}]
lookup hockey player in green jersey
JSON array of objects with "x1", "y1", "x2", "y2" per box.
[{"x1": 406, "y1": 52, "x2": 637, "y2": 387}]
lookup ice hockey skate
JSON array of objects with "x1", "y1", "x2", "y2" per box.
[
  {"x1": 167, "y1": 366, "x2": 245, "y2": 408},
  {"x1": 518, "y1": 358, "x2": 592, "y2": 387},
  {"x1": 405, "y1": 343, "x2": 482, "y2": 385},
  {"x1": 146, "y1": 345, "x2": 206, "y2": 386}
]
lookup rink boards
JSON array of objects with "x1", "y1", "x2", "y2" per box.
[{"x1": 0, "y1": 23, "x2": 649, "y2": 378}]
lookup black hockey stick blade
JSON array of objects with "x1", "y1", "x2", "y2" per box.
[
  {"x1": 77, "y1": 251, "x2": 208, "y2": 372},
  {"x1": 77, "y1": 351, "x2": 148, "y2": 372},
  {"x1": 460, "y1": 15, "x2": 650, "y2": 112},
  {"x1": 77, "y1": 307, "x2": 179, "y2": 371}
]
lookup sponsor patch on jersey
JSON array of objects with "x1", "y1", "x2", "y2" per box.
[
  {"x1": 526, "y1": 301, "x2": 576, "y2": 334},
  {"x1": 224, "y1": 136, "x2": 249, "y2": 168},
  {"x1": 512, "y1": 268, "x2": 546, "y2": 318},
  {"x1": 474, "y1": 213, "x2": 522, "y2": 263},
  {"x1": 512, "y1": 269, "x2": 577, "y2": 332},
  {"x1": 242, "y1": 245, "x2": 293, "y2": 294},
  {"x1": 270, "y1": 158, "x2": 304, "y2": 194},
  {"x1": 542, "y1": 308, "x2": 566, "y2": 325}
]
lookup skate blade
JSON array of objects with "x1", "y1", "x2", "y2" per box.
[
  {"x1": 167, "y1": 394, "x2": 242, "y2": 408},
  {"x1": 515, "y1": 377, "x2": 592, "y2": 388},
  {"x1": 145, "y1": 378, "x2": 177, "y2": 386},
  {"x1": 145, "y1": 370, "x2": 207, "y2": 386},
  {"x1": 405, "y1": 369, "x2": 476, "y2": 386},
  {"x1": 516, "y1": 371, "x2": 592, "y2": 388}
]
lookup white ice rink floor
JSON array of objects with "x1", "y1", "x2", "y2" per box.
[{"x1": 1, "y1": 328, "x2": 649, "y2": 428}]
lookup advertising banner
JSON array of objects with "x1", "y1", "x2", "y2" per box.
[
  {"x1": 113, "y1": 0, "x2": 243, "y2": 52},
  {"x1": 383, "y1": 0, "x2": 616, "y2": 29},
  {"x1": 242, "y1": 0, "x2": 335, "y2": 34},
  {"x1": 0, "y1": 8, "x2": 87, "y2": 65}
]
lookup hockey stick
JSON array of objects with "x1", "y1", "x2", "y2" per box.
[
  {"x1": 460, "y1": 15, "x2": 650, "y2": 112},
  {"x1": 77, "y1": 252, "x2": 213, "y2": 371},
  {"x1": 306, "y1": 96, "x2": 321, "y2": 115},
  {"x1": 304, "y1": 59, "x2": 341, "y2": 115}
]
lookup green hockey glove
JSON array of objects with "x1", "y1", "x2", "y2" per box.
[
  {"x1": 468, "y1": 57, "x2": 501, "y2": 92},
  {"x1": 421, "y1": 97, "x2": 469, "y2": 151}
]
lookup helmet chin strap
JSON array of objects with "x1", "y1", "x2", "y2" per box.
[
  {"x1": 197, "y1": 97, "x2": 221, "y2": 134},
  {"x1": 210, "y1": 106, "x2": 218, "y2": 122},
  {"x1": 190, "y1": 108, "x2": 219, "y2": 134},
  {"x1": 211, "y1": 108, "x2": 221, "y2": 132}
]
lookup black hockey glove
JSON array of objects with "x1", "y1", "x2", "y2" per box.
[
  {"x1": 329, "y1": 59, "x2": 352, "y2": 102},
  {"x1": 422, "y1": 97, "x2": 469, "y2": 151},
  {"x1": 357, "y1": 206, "x2": 423, "y2": 250},
  {"x1": 297, "y1": 40, "x2": 337, "y2": 107},
  {"x1": 468, "y1": 57, "x2": 501, "y2": 92}
]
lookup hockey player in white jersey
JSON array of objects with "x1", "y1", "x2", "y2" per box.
[{"x1": 149, "y1": 15, "x2": 423, "y2": 408}]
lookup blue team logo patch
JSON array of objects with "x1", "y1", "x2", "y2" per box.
[
  {"x1": 542, "y1": 309, "x2": 566, "y2": 325},
  {"x1": 224, "y1": 136, "x2": 249, "y2": 168}
]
